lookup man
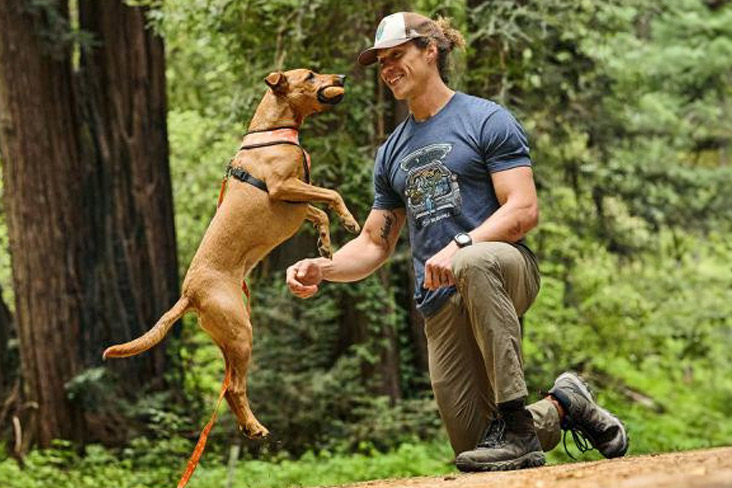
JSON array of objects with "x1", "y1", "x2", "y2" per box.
[{"x1": 286, "y1": 12, "x2": 628, "y2": 471}]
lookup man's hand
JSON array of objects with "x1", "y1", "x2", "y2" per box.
[
  {"x1": 423, "y1": 241, "x2": 460, "y2": 291},
  {"x1": 286, "y1": 259, "x2": 324, "y2": 299}
]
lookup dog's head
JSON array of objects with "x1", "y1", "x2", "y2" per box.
[{"x1": 264, "y1": 69, "x2": 346, "y2": 117}]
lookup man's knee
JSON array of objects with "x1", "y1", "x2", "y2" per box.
[{"x1": 451, "y1": 242, "x2": 511, "y2": 282}]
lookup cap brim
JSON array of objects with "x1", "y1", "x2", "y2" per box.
[{"x1": 358, "y1": 37, "x2": 414, "y2": 66}]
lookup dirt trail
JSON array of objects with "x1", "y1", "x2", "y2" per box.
[{"x1": 334, "y1": 446, "x2": 732, "y2": 488}]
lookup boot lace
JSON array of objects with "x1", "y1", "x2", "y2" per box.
[
  {"x1": 477, "y1": 418, "x2": 506, "y2": 449},
  {"x1": 562, "y1": 424, "x2": 593, "y2": 460},
  {"x1": 544, "y1": 385, "x2": 597, "y2": 460}
]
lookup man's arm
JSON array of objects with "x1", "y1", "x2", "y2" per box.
[
  {"x1": 286, "y1": 207, "x2": 407, "y2": 298},
  {"x1": 423, "y1": 166, "x2": 538, "y2": 290}
]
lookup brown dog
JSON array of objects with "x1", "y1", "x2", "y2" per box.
[{"x1": 103, "y1": 69, "x2": 360, "y2": 439}]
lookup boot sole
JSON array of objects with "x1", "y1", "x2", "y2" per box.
[
  {"x1": 456, "y1": 450, "x2": 546, "y2": 472},
  {"x1": 555, "y1": 372, "x2": 629, "y2": 458}
]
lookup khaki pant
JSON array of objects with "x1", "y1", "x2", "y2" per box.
[{"x1": 424, "y1": 241, "x2": 561, "y2": 455}]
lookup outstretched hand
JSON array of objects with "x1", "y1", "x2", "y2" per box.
[{"x1": 286, "y1": 259, "x2": 324, "y2": 298}]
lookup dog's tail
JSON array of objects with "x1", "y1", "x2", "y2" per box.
[{"x1": 103, "y1": 296, "x2": 191, "y2": 360}]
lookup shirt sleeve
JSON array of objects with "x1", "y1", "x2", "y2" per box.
[
  {"x1": 372, "y1": 145, "x2": 405, "y2": 210},
  {"x1": 481, "y1": 107, "x2": 532, "y2": 173}
]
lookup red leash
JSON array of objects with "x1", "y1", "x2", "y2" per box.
[{"x1": 176, "y1": 366, "x2": 232, "y2": 488}]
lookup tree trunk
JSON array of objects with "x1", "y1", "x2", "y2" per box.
[
  {"x1": 0, "y1": 1, "x2": 178, "y2": 447},
  {"x1": 75, "y1": 0, "x2": 178, "y2": 379}
]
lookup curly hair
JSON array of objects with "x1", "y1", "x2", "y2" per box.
[{"x1": 412, "y1": 16, "x2": 466, "y2": 84}]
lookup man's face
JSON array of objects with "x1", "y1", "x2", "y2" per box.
[{"x1": 376, "y1": 42, "x2": 435, "y2": 100}]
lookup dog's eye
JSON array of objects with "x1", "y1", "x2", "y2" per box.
[{"x1": 307, "y1": 72, "x2": 316, "y2": 82}]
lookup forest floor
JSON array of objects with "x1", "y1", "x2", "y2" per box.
[{"x1": 333, "y1": 446, "x2": 732, "y2": 488}]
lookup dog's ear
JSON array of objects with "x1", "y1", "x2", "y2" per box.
[{"x1": 265, "y1": 72, "x2": 289, "y2": 94}]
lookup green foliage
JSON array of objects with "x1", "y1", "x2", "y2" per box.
[
  {"x1": 0, "y1": 163, "x2": 12, "y2": 309},
  {"x1": 0, "y1": 438, "x2": 187, "y2": 487},
  {"x1": 525, "y1": 232, "x2": 732, "y2": 457},
  {"x1": 64, "y1": 367, "x2": 109, "y2": 410},
  {"x1": 0, "y1": 438, "x2": 455, "y2": 488},
  {"x1": 200, "y1": 441, "x2": 455, "y2": 488}
]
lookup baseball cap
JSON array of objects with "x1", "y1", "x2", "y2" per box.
[{"x1": 358, "y1": 12, "x2": 443, "y2": 66}]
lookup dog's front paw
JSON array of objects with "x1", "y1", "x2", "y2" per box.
[
  {"x1": 343, "y1": 217, "x2": 360, "y2": 234},
  {"x1": 317, "y1": 237, "x2": 333, "y2": 259}
]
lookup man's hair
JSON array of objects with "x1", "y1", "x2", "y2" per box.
[{"x1": 412, "y1": 16, "x2": 466, "y2": 84}]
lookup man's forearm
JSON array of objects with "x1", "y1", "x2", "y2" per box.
[
  {"x1": 301, "y1": 208, "x2": 405, "y2": 284},
  {"x1": 313, "y1": 233, "x2": 392, "y2": 282}
]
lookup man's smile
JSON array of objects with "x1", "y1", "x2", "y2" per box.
[{"x1": 386, "y1": 74, "x2": 404, "y2": 87}]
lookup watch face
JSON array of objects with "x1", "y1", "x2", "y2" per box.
[{"x1": 455, "y1": 233, "x2": 471, "y2": 246}]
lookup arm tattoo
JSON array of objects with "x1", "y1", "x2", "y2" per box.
[{"x1": 379, "y1": 211, "x2": 396, "y2": 247}]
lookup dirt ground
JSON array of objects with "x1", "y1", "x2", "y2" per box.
[{"x1": 334, "y1": 447, "x2": 732, "y2": 488}]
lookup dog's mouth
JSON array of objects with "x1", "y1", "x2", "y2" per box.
[{"x1": 317, "y1": 85, "x2": 345, "y2": 105}]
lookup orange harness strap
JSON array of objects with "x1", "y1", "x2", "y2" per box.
[{"x1": 176, "y1": 366, "x2": 232, "y2": 488}]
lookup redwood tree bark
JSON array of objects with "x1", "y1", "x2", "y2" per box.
[{"x1": 0, "y1": 1, "x2": 178, "y2": 447}]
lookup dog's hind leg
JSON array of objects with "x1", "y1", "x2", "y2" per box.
[
  {"x1": 197, "y1": 291, "x2": 269, "y2": 439},
  {"x1": 221, "y1": 334, "x2": 269, "y2": 439}
]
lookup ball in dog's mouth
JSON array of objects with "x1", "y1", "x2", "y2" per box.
[{"x1": 317, "y1": 86, "x2": 345, "y2": 105}]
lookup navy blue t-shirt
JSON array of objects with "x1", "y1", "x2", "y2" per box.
[{"x1": 372, "y1": 92, "x2": 532, "y2": 317}]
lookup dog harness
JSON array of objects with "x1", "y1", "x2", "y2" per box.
[{"x1": 225, "y1": 126, "x2": 312, "y2": 193}]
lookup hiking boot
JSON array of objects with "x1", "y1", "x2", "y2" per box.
[
  {"x1": 549, "y1": 372, "x2": 629, "y2": 459},
  {"x1": 455, "y1": 405, "x2": 545, "y2": 472}
]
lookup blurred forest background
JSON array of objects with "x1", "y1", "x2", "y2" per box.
[{"x1": 0, "y1": 0, "x2": 731, "y2": 487}]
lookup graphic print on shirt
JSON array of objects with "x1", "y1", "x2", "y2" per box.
[{"x1": 399, "y1": 143, "x2": 462, "y2": 229}]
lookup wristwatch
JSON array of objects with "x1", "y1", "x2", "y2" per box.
[{"x1": 453, "y1": 232, "x2": 472, "y2": 248}]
